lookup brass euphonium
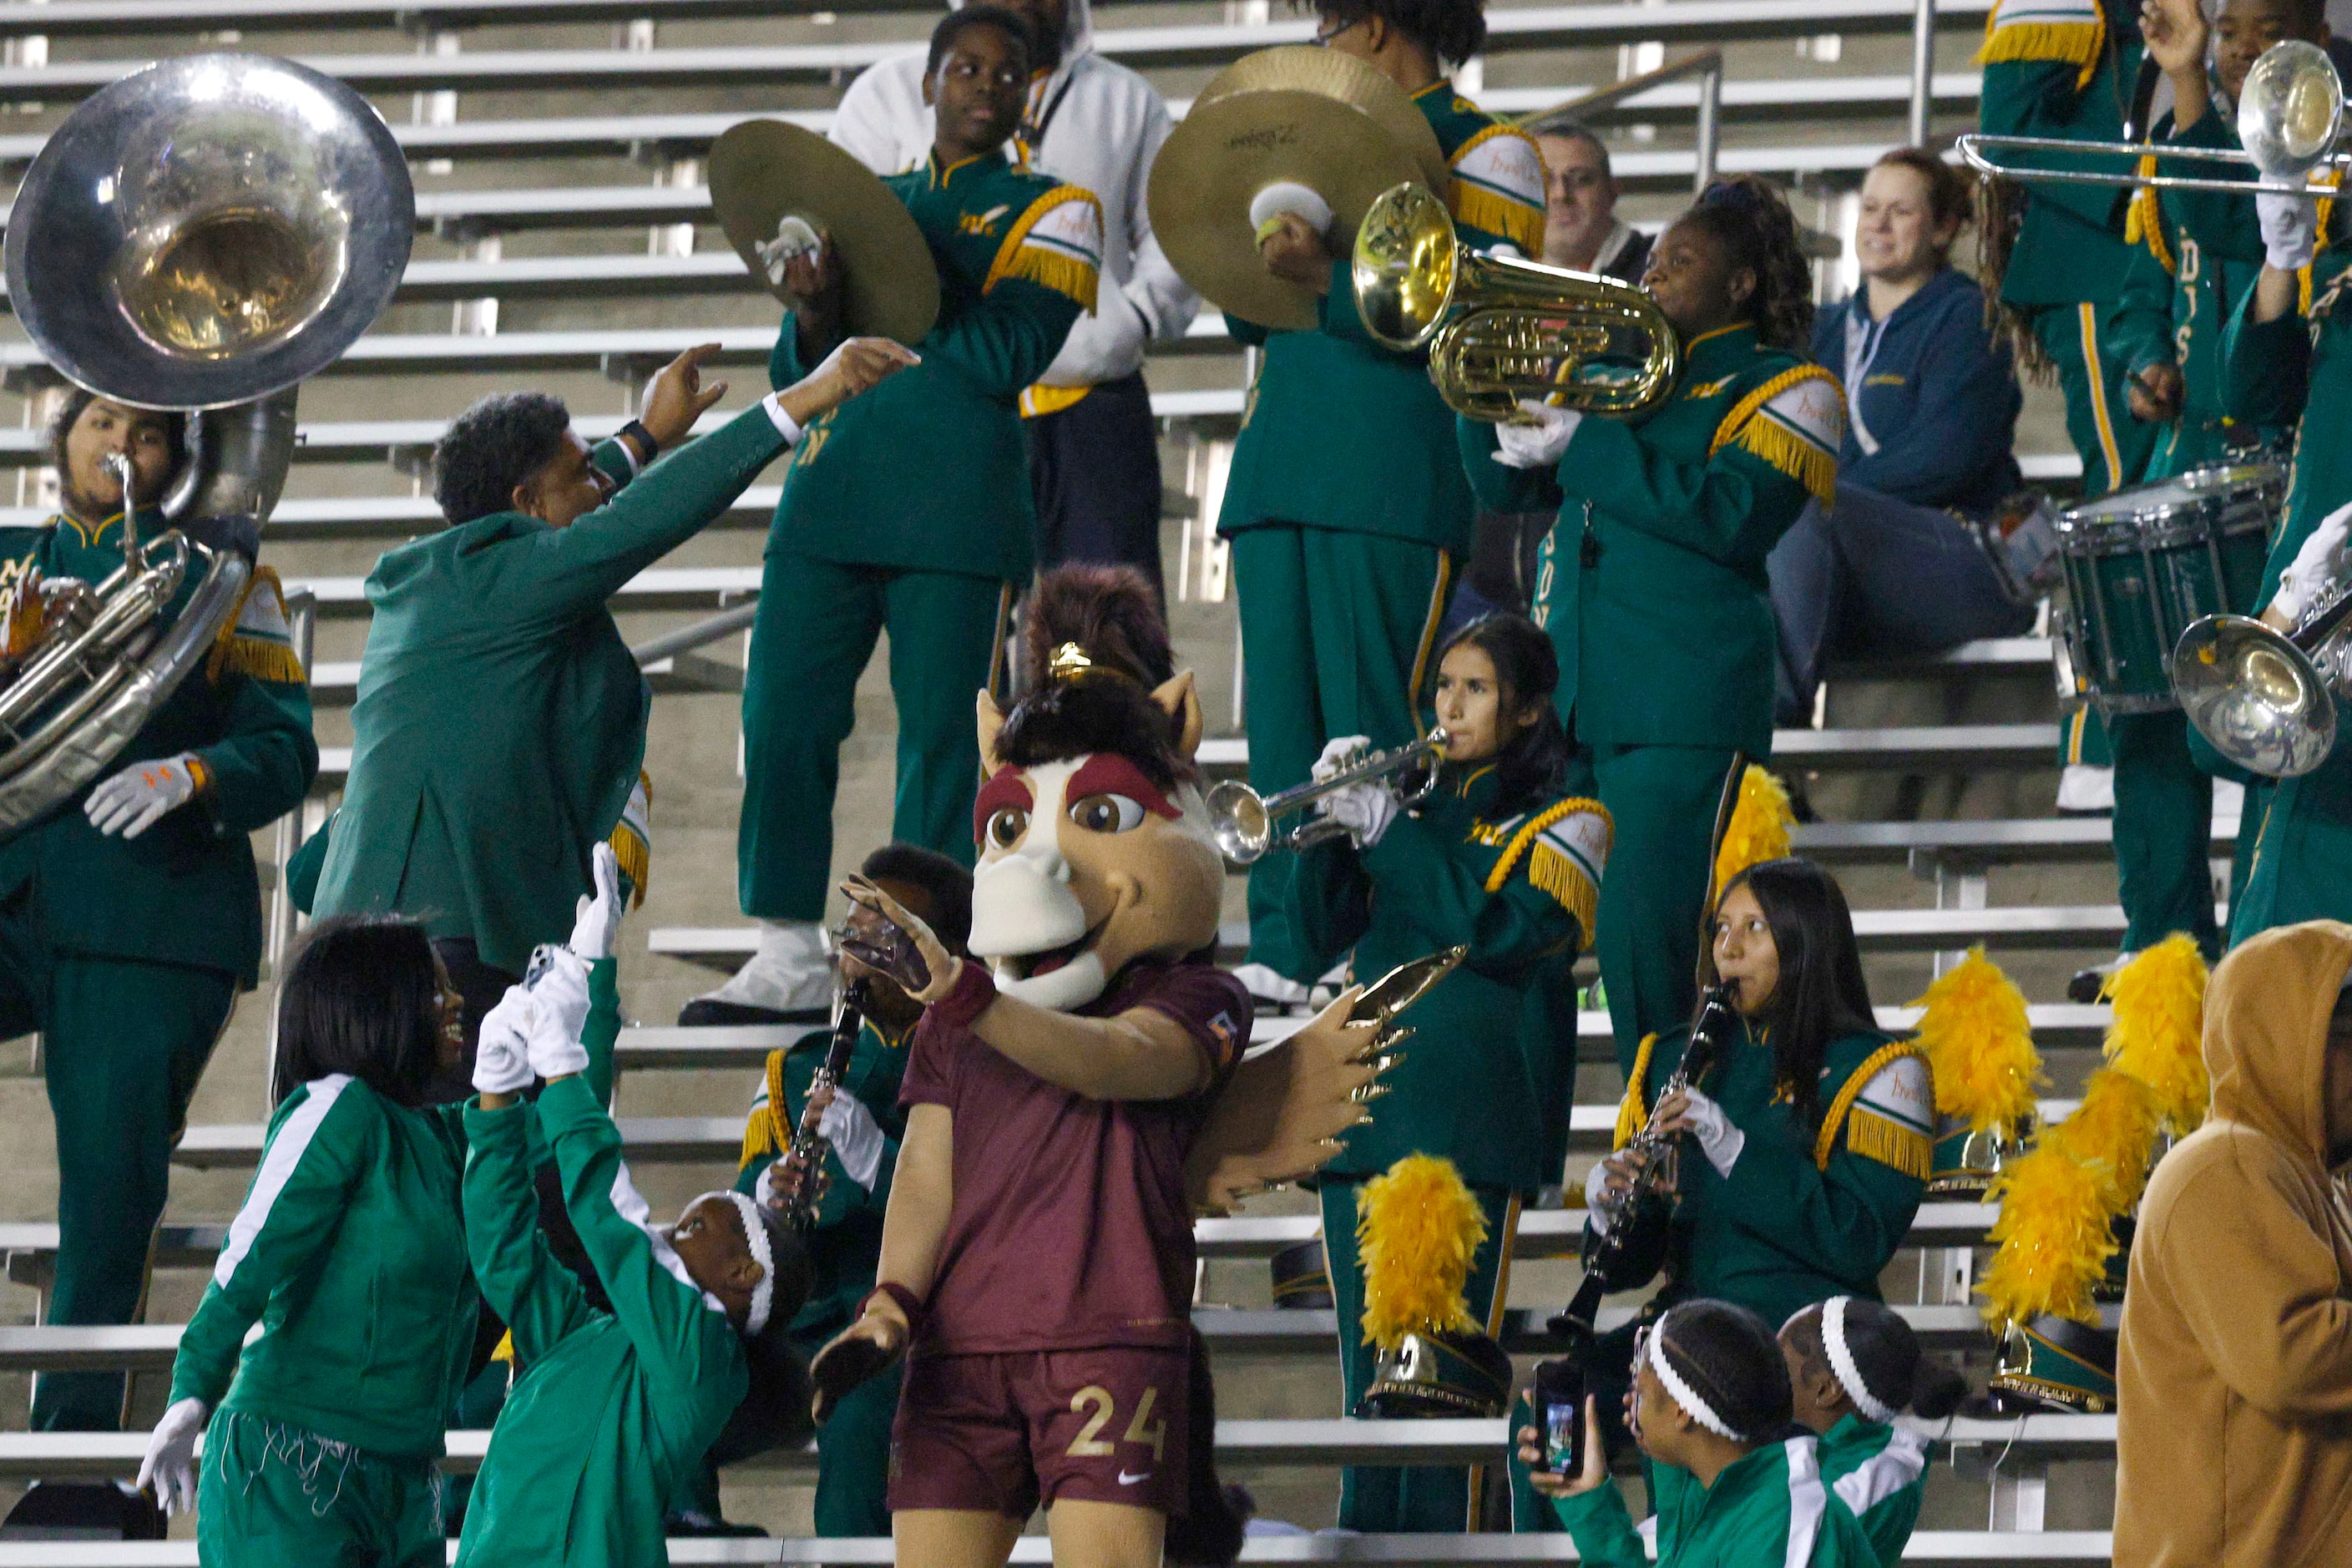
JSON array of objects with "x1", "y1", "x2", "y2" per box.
[
  {"x1": 0, "y1": 52, "x2": 412, "y2": 834},
  {"x1": 1350, "y1": 181, "x2": 1680, "y2": 422}
]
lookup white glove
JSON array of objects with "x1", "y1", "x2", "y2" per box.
[
  {"x1": 1491, "y1": 400, "x2": 1584, "y2": 470},
  {"x1": 818, "y1": 1090, "x2": 888, "y2": 1193},
  {"x1": 472, "y1": 983, "x2": 539, "y2": 1096},
  {"x1": 524, "y1": 946, "x2": 592, "y2": 1080},
  {"x1": 2273, "y1": 498, "x2": 2352, "y2": 625},
  {"x1": 569, "y1": 842, "x2": 626, "y2": 963},
  {"x1": 1584, "y1": 1156, "x2": 1627, "y2": 1226},
  {"x1": 1318, "y1": 779, "x2": 1399, "y2": 848},
  {"x1": 135, "y1": 1396, "x2": 208, "y2": 1516},
  {"x1": 84, "y1": 752, "x2": 200, "y2": 838},
  {"x1": 1312, "y1": 734, "x2": 1371, "y2": 784},
  {"x1": 1678, "y1": 1088, "x2": 1747, "y2": 1179},
  {"x1": 2258, "y1": 191, "x2": 2319, "y2": 273}
]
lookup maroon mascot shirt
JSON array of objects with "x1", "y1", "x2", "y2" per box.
[{"x1": 899, "y1": 958, "x2": 1252, "y2": 1354}]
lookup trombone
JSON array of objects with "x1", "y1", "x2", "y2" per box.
[
  {"x1": 1955, "y1": 38, "x2": 2346, "y2": 201},
  {"x1": 1206, "y1": 726, "x2": 1450, "y2": 864}
]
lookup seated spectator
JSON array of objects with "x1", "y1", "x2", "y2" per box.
[{"x1": 1768, "y1": 148, "x2": 2038, "y2": 726}]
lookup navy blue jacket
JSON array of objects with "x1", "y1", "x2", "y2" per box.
[{"x1": 1810, "y1": 266, "x2": 2023, "y2": 513}]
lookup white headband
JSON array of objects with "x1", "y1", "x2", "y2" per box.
[
  {"x1": 712, "y1": 1190, "x2": 776, "y2": 1338},
  {"x1": 1823, "y1": 1297, "x2": 1897, "y2": 1424},
  {"x1": 1649, "y1": 1323, "x2": 1740, "y2": 1441}
]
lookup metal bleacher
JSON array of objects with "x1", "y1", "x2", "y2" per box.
[{"x1": 0, "y1": 0, "x2": 2138, "y2": 1553}]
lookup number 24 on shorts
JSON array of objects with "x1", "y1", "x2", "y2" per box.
[{"x1": 1066, "y1": 1384, "x2": 1166, "y2": 1461}]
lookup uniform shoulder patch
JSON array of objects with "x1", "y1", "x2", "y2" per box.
[
  {"x1": 1485, "y1": 797, "x2": 1611, "y2": 953},
  {"x1": 985, "y1": 183, "x2": 1104, "y2": 312},
  {"x1": 1712, "y1": 365, "x2": 1844, "y2": 505},
  {"x1": 1980, "y1": 0, "x2": 2105, "y2": 78},
  {"x1": 1449, "y1": 123, "x2": 1547, "y2": 257},
  {"x1": 1824, "y1": 1045, "x2": 1935, "y2": 1178},
  {"x1": 207, "y1": 564, "x2": 306, "y2": 686}
]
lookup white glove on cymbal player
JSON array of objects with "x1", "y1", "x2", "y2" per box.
[
  {"x1": 85, "y1": 752, "x2": 200, "y2": 838},
  {"x1": 2273, "y1": 498, "x2": 2352, "y2": 626},
  {"x1": 818, "y1": 1091, "x2": 888, "y2": 1193},
  {"x1": 2258, "y1": 190, "x2": 2319, "y2": 273},
  {"x1": 1678, "y1": 1088, "x2": 1747, "y2": 1178},
  {"x1": 1312, "y1": 734, "x2": 1371, "y2": 784},
  {"x1": 472, "y1": 983, "x2": 539, "y2": 1096},
  {"x1": 136, "y1": 1396, "x2": 209, "y2": 1516},
  {"x1": 569, "y1": 842, "x2": 626, "y2": 963},
  {"x1": 1492, "y1": 400, "x2": 1583, "y2": 469},
  {"x1": 1318, "y1": 780, "x2": 1399, "y2": 849}
]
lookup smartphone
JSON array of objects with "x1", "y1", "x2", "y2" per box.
[{"x1": 1531, "y1": 1358, "x2": 1586, "y2": 1477}]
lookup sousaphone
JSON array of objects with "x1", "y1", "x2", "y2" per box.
[
  {"x1": 1150, "y1": 46, "x2": 1446, "y2": 330},
  {"x1": 0, "y1": 52, "x2": 413, "y2": 835},
  {"x1": 709, "y1": 119, "x2": 941, "y2": 346}
]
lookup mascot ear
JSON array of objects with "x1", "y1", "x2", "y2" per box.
[
  {"x1": 977, "y1": 689, "x2": 1007, "y2": 775},
  {"x1": 1152, "y1": 670, "x2": 1203, "y2": 760}
]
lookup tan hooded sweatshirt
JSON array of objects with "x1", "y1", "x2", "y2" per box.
[{"x1": 2116, "y1": 921, "x2": 2352, "y2": 1567}]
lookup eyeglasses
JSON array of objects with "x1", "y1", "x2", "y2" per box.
[{"x1": 1312, "y1": 15, "x2": 1359, "y2": 45}]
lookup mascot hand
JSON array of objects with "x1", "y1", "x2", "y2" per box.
[
  {"x1": 1312, "y1": 734, "x2": 1371, "y2": 784},
  {"x1": 137, "y1": 1397, "x2": 209, "y2": 1515},
  {"x1": 839, "y1": 876, "x2": 958, "y2": 1003},
  {"x1": 473, "y1": 983, "x2": 539, "y2": 1096},
  {"x1": 568, "y1": 842, "x2": 626, "y2": 963},
  {"x1": 809, "y1": 1294, "x2": 910, "y2": 1424},
  {"x1": 1318, "y1": 780, "x2": 1399, "y2": 848}
]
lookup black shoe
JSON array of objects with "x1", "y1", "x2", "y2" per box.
[
  {"x1": 665, "y1": 1510, "x2": 770, "y2": 1538},
  {"x1": 2067, "y1": 955, "x2": 2127, "y2": 1005},
  {"x1": 1, "y1": 1480, "x2": 166, "y2": 1541},
  {"x1": 676, "y1": 998, "x2": 826, "y2": 1027}
]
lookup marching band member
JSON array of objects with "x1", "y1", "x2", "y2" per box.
[
  {"x1": 830, "y1": 0, "x2": 1198, "y2": 594},
  {"x1": 316, "y1": 338, "x2": 910, "y2": 1068},
  {"x1": 1581, "y1": 860, "x2": 1931, "y2": 1456},
  {"x1": 1220, "y1": 0, "x2": 1546, "y2": 1009},
  {"x1": 1282, "y1": 611, "x2": 1610, "y2": 1531},
  {"x1": 1778, "y1": 1297, "x2": 1966, "y2": 1568},
  {"x1": 1461, "y1": 176, "x2": 1841, "y2": 1073},
  {"x1": 693, "y1": 6, "x2": 1101, "y2": 1024},
  {"x1": 733, "y1": 844, "x2": 974, "y2": 1538},
  {"x1": 0, "y1": 390, "x2": 315, "y2": 1519},
  {"x1": 136, "y1": 919, "x2": 473, "y2": 1565},
  {"x1": 1520, "y1": 1299, "x2": 1880, "y2": 1566}
]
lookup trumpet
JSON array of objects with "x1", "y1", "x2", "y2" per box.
[
  {"x1": 1206, "y1": 726, "x2": 1449, "y2": 865},
  {"x1": 1956, "y1": 38, "x2": 2345, "y2": 201},
  {"x1": 1350, "y1": 181, "x2": 1680, "y2": 422},
  {"x1": 2172, "y1": 585, "x2": 2352, "y2": 779}
]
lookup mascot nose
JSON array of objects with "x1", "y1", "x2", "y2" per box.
[{"x1": 969, "y1": 847, "x2": 1090, "y2": 959}]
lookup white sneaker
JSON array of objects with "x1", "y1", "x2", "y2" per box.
[
  {"x1": 678, "y1": 919, "x2": 833, "y2": 1024},
  {"x1": 1232, "y1": 961, "x2": 1312, "y2": 1011}
]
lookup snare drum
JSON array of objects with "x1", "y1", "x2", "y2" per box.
[{"x1": 2056, "y1": 461, "x2": 2284, "y2": 713}]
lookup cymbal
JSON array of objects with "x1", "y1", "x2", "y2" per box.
[
  {"x1": 709, "y1": 119, "x2": 940, "y2": 346},
  {"x1": 1196, "y1": 45, "x2": 1450, "y2": 197},
  {"x1": 1149, "y1": 88, "x2": 1426, "y2": 331}
]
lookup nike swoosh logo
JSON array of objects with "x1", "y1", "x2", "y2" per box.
[{"x1": 1117, "y1": 1470, "x2": 1151, "y2": 1485}]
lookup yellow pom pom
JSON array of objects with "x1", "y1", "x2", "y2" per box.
[
  {"x1": 1713, "y1": 765, "x2": 1795, "y2": 898},
  {"x1": 1979, "y1": 1140, "x2": 2116, "y2": 1330},
  {"x1": 1909, "y1": 948, "x2": 2043, "y2": 1136},
  {"x1": 2103, "y1": 932, "x2": 2210, "y2": 1133},
  {"x1": 2047, "y1": 1068, "x2": 2160, "y2": 1214},
  {"x1": 1355, "y1": 1154, "x2": 1488, "y2": 1352}
]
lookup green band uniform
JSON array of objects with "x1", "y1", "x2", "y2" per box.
[
  {"x1": 1817, "y1": 1414, "x2": 1931, "y2": 1568},
  {"x1": 741, "y1": 149, "x2": 1096, "y2": 920},
  {"x1": 1283, "y1": 761, "x2": 1606, "y2": 1530},
  {"x1": 1220, "y1": 83, "x2": 1545, "y2": 984},
  {"x1": 732, "y1": 1018, "x2": 912, "y2": 1536},
  {"x1": 1976, "y1": 0, "x2": 2160, "y2": 498},
  {"x1": 0, "y1": 513, "x2": 315, "y2": 1433},
  {"x1": 1460, "y1": 324, "x2": 1840, "y2": 1074},
  {"x1": 1551, "y1": 1434, "x2": 1879, "y2": 1566},
  {"x1": 316, "y1": 410, "x2": 792, "y2": 974},
  {"x1": 458, "y1": 1074, "x2": 749, "y2": 1568}
]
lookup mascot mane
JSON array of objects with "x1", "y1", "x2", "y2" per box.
[{"x1": 996, "y1": 565, "x2": 1196, "y2": 786}]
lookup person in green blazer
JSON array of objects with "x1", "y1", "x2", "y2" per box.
[
  {"x1": 1977, "y1": 0, "x2": 2159, "y2": 498},
  {"x1": 693, "y1": 6, "x2": 1101, "y2": 1027},
  {"x1": 1462, "y1": 177, "x2": 1839, "y2": 1075},
  {"x1": 1217, "y1": 0, "x2": 1547, "y2": 1009},
  {"x1": 732, "y1": 842, "x2": 971, "y2": 1538},
  {"x1": 312, "y1": 336, "x2": 911, "y2": 1077},
  {"x1": 0, "y1": 389, "x2": 316, "y2": 1480},
  {"x1": 1779, "y1": 1296, "x2": 1967, "y2": 1568},
  {"x1": 1520, "y1": 1298, "x2": 1880, "y2": 1566},
  {"x1": 1282, "y1": 611, "x2": 1609, "y2": 1532}
]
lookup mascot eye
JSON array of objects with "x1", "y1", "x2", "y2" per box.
[
  {"x1": 1068, "y1": 792, "x2": 1146, "y2": 834},
  {"x1": 985, "y1": 806, "x2": 1030, "y2": 848}
]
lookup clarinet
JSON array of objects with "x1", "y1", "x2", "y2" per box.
[
  {"x1": 1547, "y1": 981, "x2": 1742, "y2": 1344},
  {"x1": 771, "y1": 977, "x2": 873, "y2": 1231}
]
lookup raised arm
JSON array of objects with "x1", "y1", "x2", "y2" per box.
[{"x1": 461, "y1": 1094, "x2": 592, "y2": 1365}]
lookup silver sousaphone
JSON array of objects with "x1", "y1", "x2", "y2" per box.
[{"x1": 0, "y1": 52, "x2": 412, "y2": 832}]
